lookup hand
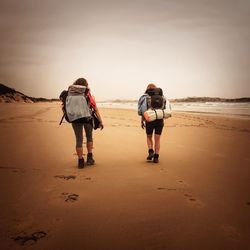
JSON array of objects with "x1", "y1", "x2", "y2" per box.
[
  {"x1": 99, "y1": 122, "x2": 104, "y2": 130},
  {"x1": 141, "y1": 121, "x2": 145, "y2": 129}
]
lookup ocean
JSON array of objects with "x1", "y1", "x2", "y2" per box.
[{"x1": 97, "y1": 101, "x2": 250, "y2": 118}]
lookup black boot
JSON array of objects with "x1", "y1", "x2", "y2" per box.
[
  {"x1": 147, "y1": 149, "x2": 154, "y2": 161},
  {"x1": 87, "y1": 153, "x2": 95, "y2": 165},
  {"x1": 153, "y1": 154, "x2": 159, "y2": 163},
  {"x1": 78, "y1": 158, "x2": 84, "y2": 168}
]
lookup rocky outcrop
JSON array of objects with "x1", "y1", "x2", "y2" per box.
[
  {"x1": 0, "y1": 83, "x2": 58, "y2": 103},
  {"x1": 0, "y1": 84, "x2": 34, "y2": 103},
  {"x1": 170, "y1": 97, "x2": 250, "y2": 103}
]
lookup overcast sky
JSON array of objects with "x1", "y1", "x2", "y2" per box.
[{"x1": 0, "y1": 0, "x2": 249, "y2": 100}]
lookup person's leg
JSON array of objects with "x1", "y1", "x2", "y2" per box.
[
  {"x1": 76, "y1": 147, "x2": 83, "y2": 158},
  {"x1": 146, "y1": 122, "x2": 154, "y2": 149},
  {"x1": 153, "y1": 120, "x2": 164, "y2": 163},
  {"x1": 84, "y1": 123, "x2": 95, "y2": 165},
  {"x1": 146, "y1": 134, "x2": 154, "y2": 160},
  {"x1": 147, "y1": 134, "x2": 153, "y2": 149},
  {"x1": 153, "y1": 134, "x2": 161, "y2": 163},
  {"x1": 83, "y1": 123, "x2": 93, "y2": 152},
  {"x1": 72, "y1": 123, "x2": 84, "y2": 168},
  {"x1": 154, "y1": 134, "x2": 161, "y2": 154},
  {"x1": 146, "y1": 122, "x2": 154, "y2": 160}
]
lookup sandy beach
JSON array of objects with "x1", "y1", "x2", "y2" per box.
[{"x1": 0, "y1": 102, "x2": 250, "y2": 250}]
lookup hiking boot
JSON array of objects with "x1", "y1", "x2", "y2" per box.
[
  {"x1": 153, "y1": 154, "x2": 159, "y2": 163},
  {"x1": 87, "y1": 153, "x2": 95, "y2": 166},
  {"x1": 78, "y1": 158, "x2": 84, "y2": 168},
  {"x1": 147, "y1": 149, "x2": 154, "y2": 161}
]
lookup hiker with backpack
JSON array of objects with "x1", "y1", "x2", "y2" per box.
[
  {"x1": 138, "y1": 83, "x2": 171, "y2": 163},
  {"x1": 60, "y1": 78, "x2": 104, "y2": 168}
]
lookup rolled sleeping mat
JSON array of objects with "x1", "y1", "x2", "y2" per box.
[{"x1": 143, "y1": 109, "x2": 172, "y2": 122}]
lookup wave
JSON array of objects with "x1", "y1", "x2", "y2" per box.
[{"x1": 97, "y1": 101, "x2": 250, "y2": 118}]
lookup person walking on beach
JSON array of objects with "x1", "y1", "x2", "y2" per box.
[
  {"x1": 64, "y1": 78, "x2": 104, "y2": 168},
  {"x1": 138, "y1": 83, "x2": 166, "y2": 163}
]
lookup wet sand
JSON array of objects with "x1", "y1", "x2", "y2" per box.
[{"x1": 0, "y1": 102, "x2": 250, "y2": 250}]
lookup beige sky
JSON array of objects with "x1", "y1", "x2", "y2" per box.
[{"x1": 0, "y1": 0, "x2": 249, "y2": 100}]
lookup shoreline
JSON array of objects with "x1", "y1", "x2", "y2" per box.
[
  {"x1": 1, "y1": 101, "x2": 250, "y2": 120},
  {"x1": 173, "y1": 110, "x2": 250, "y2": 120}
]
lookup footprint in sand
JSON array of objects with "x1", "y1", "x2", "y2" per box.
[
  {"x1": 0, "y1": 165, "x2": 27, "y2": 174},
  {"x1": 61, "y1": 193, "x2": 79, "y2": 202},
  {"x1": 12, "y1": 231, "x2": 47, "y2": 246},
  {"x1": 184, "y1": 193, "x2": 204, "y2": 208},
  {"x1": 54, "y1": 175, "x2": 76, "y2": 180},
  {"x1": 177, "y1": 180, "x2": 188, "y2": 186},
  {"x1": 221, "y1": 224, "x2": 241, "y2": 241},
  {"x1": 184, "y1": 193, "x2": 197, "y2": 201},
  {"x1": 189, "y1": 198, "x2": 197, "y2": 201},
  {"x1": 78, "y1": 176, "x2": 92, "y2": 181},
  {"x1": 157, "y1": 187, "x2": 177, "y2": 191},
  {"x1": 177, "y1": 180, "x2": 185, "y2": 183}
]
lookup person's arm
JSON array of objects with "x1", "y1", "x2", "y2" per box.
[
  {"x1": 94, "y1": 106, "x2": 104, "y2": 130},
  {"x1": 138, "y1": 94, "x2": 146, "y2": 129},
  {"x1": 141, "y1": 116, "x2": 145, "y2": 129},
  {"x1": 88, "y1": 92, "x2": 104, "y2": 130}
]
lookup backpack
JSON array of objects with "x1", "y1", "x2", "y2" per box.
[
  {"x1": 59, "y1": 85, "x2": 92, "y2": 124},
  {"x1": 138, "y1": 94, "x2": 148, "y2": 116},
  {"x1": 146, "y1": 88, "x2": 164, "y2": 109},
  {"x1": 59, "y1": 90, "x2": 69, "y2": 124},
  {"x1": 138, "y1": 88, "x2": 166, "y2": 116}
]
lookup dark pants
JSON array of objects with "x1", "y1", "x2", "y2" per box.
[
  {"x1": 72, "y1": 122, "x2": 93, "y2": 147},
  {"x1": 146, "y1": 119, "x2": 164, "y2": 135}
]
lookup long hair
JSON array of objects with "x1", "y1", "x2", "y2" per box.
[
  {"x1": 73, "y1": 78, "x2": 88, "y2": 87},
  {"x1": 145, "y1": 83, "x2": 156, "y2": 93}
]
